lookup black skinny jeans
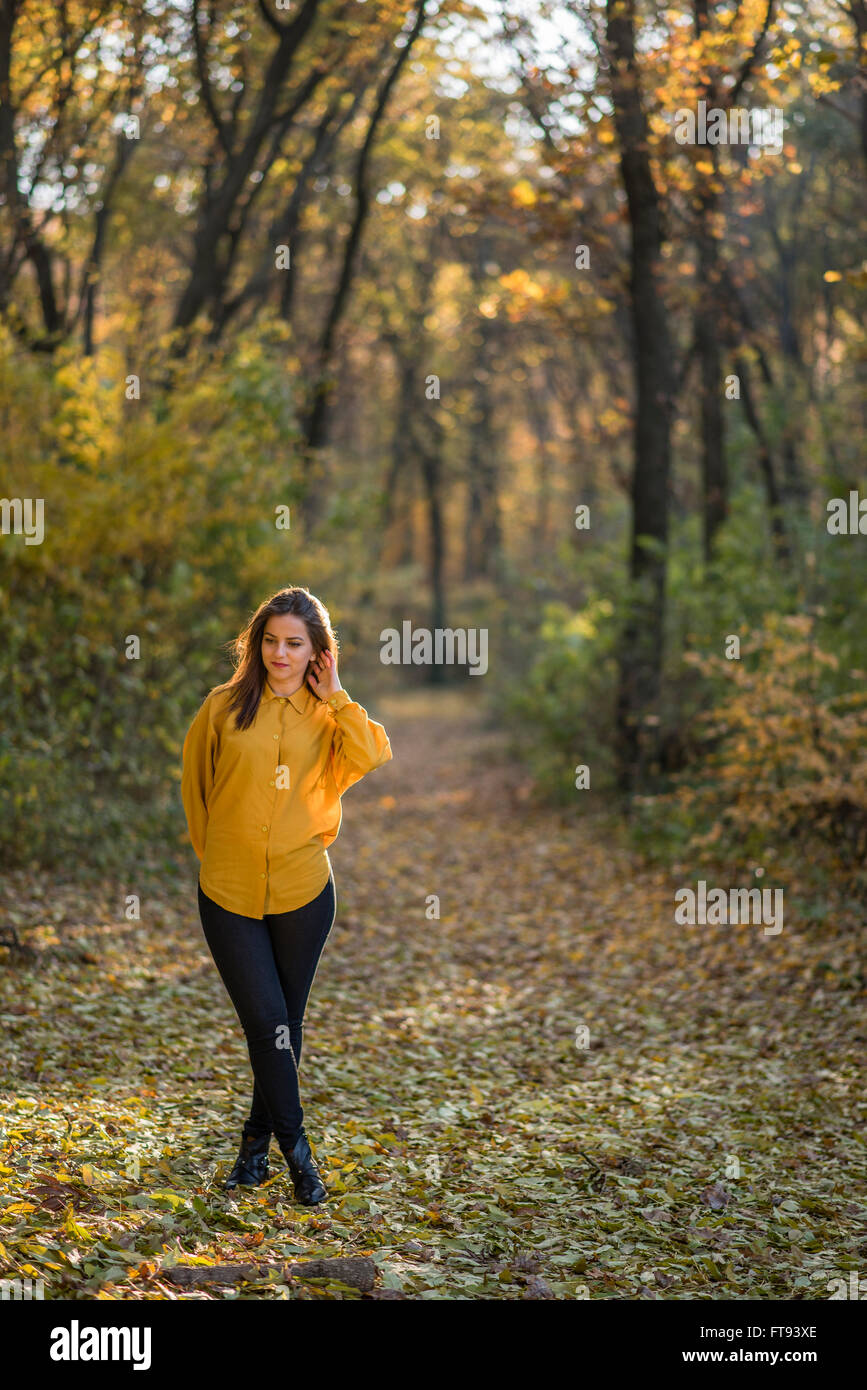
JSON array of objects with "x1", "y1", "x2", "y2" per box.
[{"x1": 197, "y1": 872, "x2": 336, "y2": 1152}]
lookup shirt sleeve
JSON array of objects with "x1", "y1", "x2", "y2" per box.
[
  {"x1": 181, "y1": 694, "x2": 218, "y2": 861},
  {"x1": 327, "y1": 689, "x2": 393, "y2": 797}
]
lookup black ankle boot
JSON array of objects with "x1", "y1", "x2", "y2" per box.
[
  {"x1": 281, "y1": 1130, "x2": 327, "y2": 1205},
  {"x1": 225, "y1": 1128, "x2": 271, "y2": 1191}
]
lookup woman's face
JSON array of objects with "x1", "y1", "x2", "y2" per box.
[{"x1": 260, "y1": 613, "x2": 316, "y2": 690}]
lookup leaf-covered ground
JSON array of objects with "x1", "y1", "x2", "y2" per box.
[{"x1": 0, "y1": 690, "x2": 864, "y2": 1300}]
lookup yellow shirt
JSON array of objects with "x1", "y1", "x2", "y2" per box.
[{"x1": 181, "y1": 679, "x2": 392, "y2": 917}]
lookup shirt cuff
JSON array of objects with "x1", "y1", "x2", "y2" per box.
[{"x1": 326, "y1": 689, "x2": 351, "y2": 712}]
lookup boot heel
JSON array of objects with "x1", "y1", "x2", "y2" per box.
[
  {"x1": 282, "y1": 1130, "x2": 328, "y2": 1205},
  {"x1": 225, "y1": 1130, "x2": 272, "y2": 1190}
]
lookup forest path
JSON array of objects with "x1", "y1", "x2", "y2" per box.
[{"x1": 0, "y1": 690, "x2": 860, "y2": 1299}]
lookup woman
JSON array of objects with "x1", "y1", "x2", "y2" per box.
[{"x1": 181, "y1": 586, "x2": 392, "y2": 1204}]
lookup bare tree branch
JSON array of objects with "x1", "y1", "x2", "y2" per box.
[{"x1": 192, "y1": 0, "x2": 233, "y2": 157}]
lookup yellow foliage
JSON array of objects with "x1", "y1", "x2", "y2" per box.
[
  {"x1": 509, "y1": 179, "x2": 537, "y2": 208},
  {"x1": 668, "y1": 616, "x2": 867, "y2": 874}
]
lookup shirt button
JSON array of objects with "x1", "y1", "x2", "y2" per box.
[
  {"x1": 260, "y1": 872, "x2": 266, "y2": 879},
  {"x1": 280, "y1": 698, "x2": 287, "y2": 704},
  {"x1": 269, "y1": 780, "x2": 275, "y2": 787},
  {"x1": 262, "y1": 825, "x2": 268, "y2": 832},
  {"x1": 273, "y1": 734, "x2": 279, "y2": 740}
]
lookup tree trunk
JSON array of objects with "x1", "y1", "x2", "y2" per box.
[
  {"x1": 735, "y1": 351, "x2": 789, "y2": 559},
  {"x1": 418, "y1": 431, "x2": 447, "y2": 684},
  {"x1": 381, "y1": 350, "x2": 417, "y2": 565},
  {"x1": 695, "y1": 189, "x2": 728, "y2": 559},
  {"x1": 853, "y1": 0, "x2": 867, "y2": 172},
  {"x1": 79, "y1": 125, "x2": 139, "y2": 355},
  {"x1": 606, "y1": 0, "x2": 675, "y2": 792},
  {"x1": 465, "y1": 335, "x2": 500, "y2": 578}
]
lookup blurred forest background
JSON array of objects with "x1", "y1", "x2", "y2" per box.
[{"x1": 1, "y1": 0, "x2": 865, "y2": 897}]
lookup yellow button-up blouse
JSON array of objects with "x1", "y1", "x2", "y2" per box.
[{"x1": 181, "y1": 679, "x2": 392, "y2": 917}]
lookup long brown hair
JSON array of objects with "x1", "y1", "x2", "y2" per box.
[{"x1": 220, "y1": 587, "x2": 339, "y2": 732}]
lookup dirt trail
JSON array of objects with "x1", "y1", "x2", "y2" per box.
[{"x1": 0, "y1": 689, "x2": 861, "y2": 1299}]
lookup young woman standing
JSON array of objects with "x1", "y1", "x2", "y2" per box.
[{"x1": 181, "y1": 587, "x2": 392, "y2": 1204}]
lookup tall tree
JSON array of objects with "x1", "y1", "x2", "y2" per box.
[
  {"x1": 171, "y1": 0, "x2": 329, "y2": 340},
  {"x1": 605, "y1": 0, "x2": 675, "y2": 789}
]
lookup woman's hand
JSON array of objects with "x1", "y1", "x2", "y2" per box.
[{"x1": 307, "y1": 648, "x2": 343, "y2": 700}]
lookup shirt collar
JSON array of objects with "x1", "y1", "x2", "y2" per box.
[{"x1": 263, "y1": 679, "x2": 311, "y2": 713}]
